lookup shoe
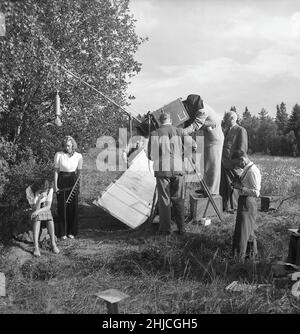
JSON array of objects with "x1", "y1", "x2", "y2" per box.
[
  {"x1": 61, "y1": 235, "x2": 67, "y2": 240},
  {"x1": 68, "y1": 234, "x2": 75, "y2": 239},
  {"x1": 33, "y1": 249, "x2": 41, "y2": 257},
  {"x1": 226, "y1": 209, "x2": 235, "y2": 214},
  {"x1": 52, "y1": 245, "x2": 60, "y2": 254}
]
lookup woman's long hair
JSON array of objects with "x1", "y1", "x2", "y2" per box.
[
  {"x1": 62, "y1": 135, "x2": 78, "y2": 155},
  {"x1": 30, "y1": 179, "x2": 51, "y2": 194}
]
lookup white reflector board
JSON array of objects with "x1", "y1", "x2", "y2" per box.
[{"x1": 93, "y1": 149, "x2": 156, "y2": 229}]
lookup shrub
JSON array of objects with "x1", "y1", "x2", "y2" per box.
[{"x1": 0, "y1": 137, "x2": 53, "y2": 243}]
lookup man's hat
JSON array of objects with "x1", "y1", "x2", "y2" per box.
[{"x1": 183, "y1": 94, "x2": 204, "y2": 114}]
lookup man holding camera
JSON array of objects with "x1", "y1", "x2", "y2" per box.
[{"x1": 231, "y1": 150, "x2": 261, "y2": 262}]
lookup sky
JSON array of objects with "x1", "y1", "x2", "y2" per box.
[{"x1": 127, "y1": 0, "x2": 300, "y2": 119}]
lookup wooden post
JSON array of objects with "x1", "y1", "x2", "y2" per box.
[
  {"x1": 95, "y1": 289, "x2": 129, "y2": 314},
  {"x1": 0, "y1": 13, "x2": 5, "y2": 37},
  {"x1": 106, "y1": 301, "x2": 119, "y2": 314},
  {"x1": 0, "y1": 272, "x2": 5, "y2": 297}
]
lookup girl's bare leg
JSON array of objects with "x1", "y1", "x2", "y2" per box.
[
  {"x1": 47, "y1": 220, "x2": 60, "y2": 254},
  {"x1": 33, "y1": 220, "x2": 41, "y2": 256}
]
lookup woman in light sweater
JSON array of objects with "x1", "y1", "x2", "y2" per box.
[{"x1": 54, "y1": 136, "x2": 83, "y2": 239}]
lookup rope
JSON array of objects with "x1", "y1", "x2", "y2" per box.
[
  {"x1": 57, "y1": 63, "x2": 142, "y2": 123},
  {"x1": 8, "y1": 16, "x2": 143, "y2": 126}
]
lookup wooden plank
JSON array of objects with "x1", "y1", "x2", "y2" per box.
[
  {"x1": 97, "y1": 188, "x2": 151, "y2": 229},
  {"x1": 113, "y1": 181, "x2": 151, "y2": 208},
  {"x1": 102, "y1": 185, "x2": 151, "y2": 215},
  {"x1": 0, "y1": 272, "x2": 5, "y2": 297},
  {"x1": 94, "y1": 150, "x2": 156, "y2": 229},
  {"x1": 116, "y1": 173, "x2": 155, "y2": 204},
  {"x1": 95, "y1": 289, "x2": 129, "y2": 304},
  {"x1": 0, "y1": 13, "x2": 5, "y2": 37}
]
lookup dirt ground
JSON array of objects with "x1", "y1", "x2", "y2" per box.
[{"x1": 1, "y1": 152, "x2": 300, "y2": 314}]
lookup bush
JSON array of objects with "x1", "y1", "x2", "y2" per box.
[{"x1": 0, "y1": 137, "x2": 53, "y2": 243}]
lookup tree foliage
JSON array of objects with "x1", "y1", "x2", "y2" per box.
[
  {"x1": 287, "y1": 104, "x2": 300, "y2": 150},
  {"x1": 235, "y1": 103, "x2": 300, "y2": 156},
  {"x1": 240, "y1": 107, "x2": 260, "y2": 154},
  {"x1": 275, "y1": 102, "x2": 288, "y2": 134},
  {"x1": 0, "y1": 0, "x2": 145, "y2": 159}
]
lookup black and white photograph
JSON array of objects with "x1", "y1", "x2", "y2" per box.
[{"x1": 0, "y1": 0, "x2": 300, "y2": 318}]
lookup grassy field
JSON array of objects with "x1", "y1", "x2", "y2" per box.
[{"x1": 0, "y1": 154, "x2": 300, "y2": 314}]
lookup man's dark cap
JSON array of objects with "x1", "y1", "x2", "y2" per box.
[{"x1": 182, "y1": 94, "x2": 204, "y2": 114}]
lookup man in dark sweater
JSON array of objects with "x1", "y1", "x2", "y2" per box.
[
  {"x1": 220, "y1": 111, "x2": 248, "y2": 212},
  {"x1": 147, "y1": 112, "x2": 196, "y2": 235}
]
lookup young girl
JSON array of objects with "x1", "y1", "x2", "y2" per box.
[{"x1": 26, "y1": 179, "x2": 60, "y2": 257}]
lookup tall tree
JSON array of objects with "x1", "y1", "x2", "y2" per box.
[
  {"x1": 287, "y1": 104, "x2": 300, "y2": 153},
  {"x1": 242, "y1": 106, "x2": 251, "y2": 123},
  {"x1": 258, "y1": 108, "x2": 268, "y2": 121},
  {"x1": 275, "y1": 102, "x2": 288, "y2": 134},
  {"x1": 240, "y1": 107, "x2": 259, "y2": 153},
  {"x1": 256, "y1": 109, "x2": 277, "y2": 154},
  {"x1": 0, "y1": 0, "x2": 146, "y2": 159}
]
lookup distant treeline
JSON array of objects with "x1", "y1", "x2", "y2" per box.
[{"x1": 223, "y1": 103, "x2": 300, "y2": 156}]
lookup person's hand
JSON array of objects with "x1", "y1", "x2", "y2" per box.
[
  {"x1": 31, "y1": 210, "x2": 39, "y2": 220},
  {"x1": 209, "y1": 122, "x2": 216, "y2": 129},
  {"x1": 35, "y1": 193, "x2": 45, "y2": 204},
  {"x1": 203, "y1": 121, "x2": 216, "y2": 129},
  {"x1": 122, "y1": 151, "x2": 128, "y2": 164},
  {"x1": 232, "y1": 180, "x2": 242, "y2": 190},
  {"x1": 40, "y1": 192, "x2": 47, "y2": 199}
]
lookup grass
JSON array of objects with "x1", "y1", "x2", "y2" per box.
[{"x1": 1, "y1": 153, "x2": 300, "y2": 314}]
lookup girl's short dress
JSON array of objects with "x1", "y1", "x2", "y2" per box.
[
  {"x1": 30, "y1": 188, "x2": 54, "y2": 223},
  {"x1": 31, "y1": 207, "x2": 53, "y2": 223}
]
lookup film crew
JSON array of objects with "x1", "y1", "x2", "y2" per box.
[
  {"x1": 26, "y1": 179, "x2": 60, "y2": 257},
  {"x1": 54, "y1": 135, "x2": 83, "y2": 240},
  {"x1": 231, "y1": 150, "x2": 261, "y2": 262},
  {"x1": 147, "y1": 112, "x2": 197, "y2": 235},
  {"x1": 220, "y1": 110, "x2": 248, "y2": 213},
  {"x1": 181, "y1": 94, "x2": 224, "y2": 195}
]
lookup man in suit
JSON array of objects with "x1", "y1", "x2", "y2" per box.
[
  {"x1": 220, "y1": 110, "x2": 248, "y2": 212},
  {"x1": 147, "y1": 112, "x2": 196, "y2": 235}
]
